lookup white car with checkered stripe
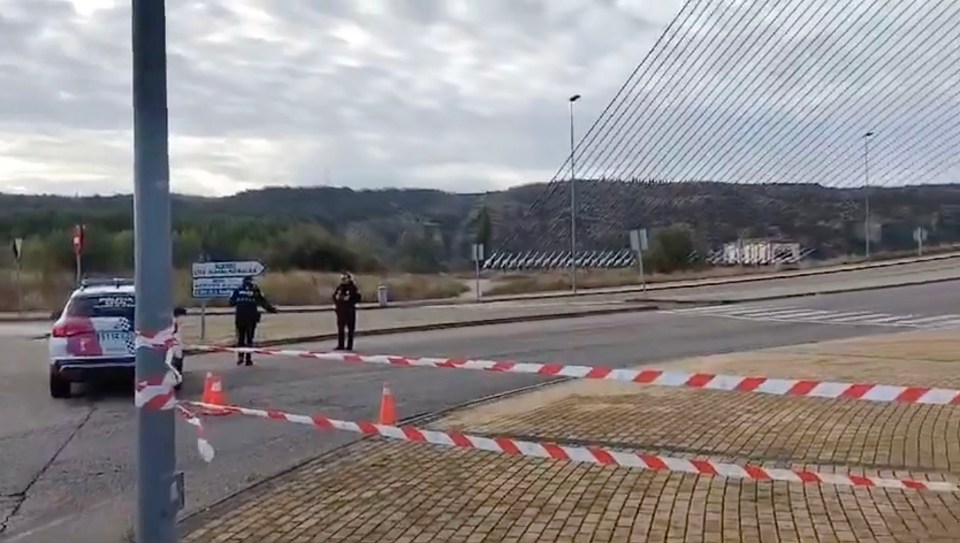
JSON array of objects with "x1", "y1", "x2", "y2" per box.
[{"x1": 47, "y1": 278, "x2": 187, "y2": 399}]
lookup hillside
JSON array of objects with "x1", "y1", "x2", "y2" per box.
[{"x1": 2, "y1": 182, "x2": 959, "y2": 273}]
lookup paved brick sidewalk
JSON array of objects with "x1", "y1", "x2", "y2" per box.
[{"x1": 182, "y1": 330, "x2": 960, "y2": 543}]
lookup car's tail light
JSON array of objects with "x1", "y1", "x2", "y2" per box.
[{"x1": 52, "y1": 320, "x2": 93, "y2": 338}]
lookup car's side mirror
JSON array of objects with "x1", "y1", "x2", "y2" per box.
[{"x1": 173, "y1": 307, "x2": 187, "y2": 317}]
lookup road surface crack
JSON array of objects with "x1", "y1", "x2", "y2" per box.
[{"x1": 0, "y1": 406, "x2": 96, "y2": 535}]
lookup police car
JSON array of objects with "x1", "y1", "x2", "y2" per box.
[{"x1": 47, "y1": 278, "x2": 187, "y2": 399}]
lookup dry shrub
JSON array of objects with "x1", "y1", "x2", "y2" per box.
[
  {"x1": 2, "y1": 243, "x2": 957, "y2": 312},
  {"x1": 0, "y1": 269, "x2": 469, "y2": 311},
  {"x1": 0, "y1": 270, "x2": 75, "y2": 312}
]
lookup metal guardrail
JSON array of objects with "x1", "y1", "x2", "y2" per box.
[
  {"x1": 483, "y1": 250, "x2": 636, "y2": 270},
  {"x1": 484, "y1": 246, "x2": 815, "y2": 270}
]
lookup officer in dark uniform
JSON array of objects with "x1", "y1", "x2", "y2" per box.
[
  {"x1": 229, "y1": 275, "x2": 277, "y2": 366},
  {"x1": 332, "y1": 272, "x2": 361, "y2": 351}
]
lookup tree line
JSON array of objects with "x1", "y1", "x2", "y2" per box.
[
  {"x1": 0, "y1": 208, "x2": 702, "y2": 277},
  {"x1": 1, "y1": 214, "x2": 381, "y2": 274}
]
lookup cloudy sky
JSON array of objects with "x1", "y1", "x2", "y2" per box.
[
  {"x1": 0, "y1": 0, "x2": 685, "y2": 196},
  {"x1": 4, "y1": 0, "x2": 958, "y2": 198}
]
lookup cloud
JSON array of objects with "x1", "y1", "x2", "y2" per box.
[
  {"x1": 3, "y1": 0, "x2": 957, "y2": 198},
  {"x1": 0, "y1": 0, "x2": 681, "y2": 196}
]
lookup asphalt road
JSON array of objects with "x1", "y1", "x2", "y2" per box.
[{"x1": 3, "y1": 280, "x2": 960, "y2": 542}]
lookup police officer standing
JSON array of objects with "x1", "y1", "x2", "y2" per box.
[
  {"x1": 229, "y1": 275, "x2": 277, "y2": 366},
  {"x1": 332, "y1": 272, "x2": 361, "y2": 351}
]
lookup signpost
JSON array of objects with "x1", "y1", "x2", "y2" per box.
[
  {"x1": 471, "y1": 243, "x2": 485, "y2": 301},
  {"x1": 191, "y1": 260, "x2": 265, "y2": 339},
  {"x1": 629, "y1": 229, "x2": 649, "y2": 291},
  {"x1": 11, "y1": 238, "x2": 22, "y2": 313},
  {"x1": 914, "y1": 227, "x2": 928, "y2": 256},
  {"x1": 72, "y1": 224, "x2": 84, "y2": 285}
]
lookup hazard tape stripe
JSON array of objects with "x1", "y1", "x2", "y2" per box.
[
  {"x1": 190, "y1": 346, "x2": 960, "y2": 406},
  {"x1": 183, "y1": 400, "x2": 958, "y2": 493}
]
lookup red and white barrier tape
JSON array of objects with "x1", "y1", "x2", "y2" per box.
[
  {"x1": 183, "y1": 400, "x2": 958, "y2": 493},
  {"x1": 176, "y1": 404, "x2": 216, "y2": 462},
  {"x1": 134, "y1": 324, "x2": 182, "y2": 411},
  {"x1": 134, "y1": 321, "x2": 213, "y2": 462},
  {"x1": 190, "y1": 346, "x2": 960, "y2": 406}
]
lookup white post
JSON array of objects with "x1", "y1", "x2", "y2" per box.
[
  {"x1": 200, "y1": 300, "x2": 207, "y2": 339},
  {"x1": 472, "y1": 243, "x2": 484, "y2": 302},
  {"x1": 475, "y1": 259, "x2": 481, "y2": 302},
  {"x1": 15, "y1": 258, "x2": 22, "y2": 314},
  {"x1": 638, "y1": 250, "x2": 646, "y2": 291}
]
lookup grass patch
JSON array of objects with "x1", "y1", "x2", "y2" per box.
[{"x1": 0, "y1": 270, "x2": 469, "y2": 312}]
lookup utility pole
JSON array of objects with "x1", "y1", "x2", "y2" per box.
[
  {"x1": 132, "y1": 1, "x2": 177, "y2": 542},
  {"x1": 569, "y1": 94, "x2": 581, "y2": 293},
  {"x1": 863, "y1": 131, "x2": 875, "y2": 259}
]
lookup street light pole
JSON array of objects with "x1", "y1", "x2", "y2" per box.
[
  {"x1": 569, "y1": 94, "x2": 581, "y2": 294},
  {"x1": 132, "y1": 1, "x2": 177, "y2": 542},
  {"x1": 863, "y1": 131, "x2": 875, "y2": 259}
]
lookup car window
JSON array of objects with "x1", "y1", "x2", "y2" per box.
[{"x1": 65, "y1": 294, "x2": 136, "y2": 319}]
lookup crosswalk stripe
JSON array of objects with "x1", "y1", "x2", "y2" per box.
[
  {"x1": 926, "y1": 319, "x2": 960, "y2": 328},
  {"x1": 816, "y1": 313, "x2": 888, "y2": 322},
  {"x1": 898, "y1": 315, "x2": 960, "y2": 325},
  {"x1": 666, "y1": 304, "x2": 960, "y2": 328},
  {"x1": 673, "y1": 304, "x2": 792, "y2": 315},
  {"x1": 858, "y1": 315, "x2": 914, "y2": 324},
  {"x1": 752, "y1": 309, "x2": 834, "y2": 319},
  {"x1": 815, "y1": 311, "x2": 882, "y2": 320},
  {"x1": 665, "y1": 302, "x2": 960, "y2": 330},
  {"x1": 712, "y1": 308, "x2": 812, "y2": 318}
]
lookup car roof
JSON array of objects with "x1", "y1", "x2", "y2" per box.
[{"x1": 71, "y1": 284, "x2": 136, "y2": 297}]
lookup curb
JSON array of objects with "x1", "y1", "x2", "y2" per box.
[
  {"x1": 181, "y1": 304, "x2": 659, "y2": 354},
  {"x1": 27, "y1": 305, "x2": 659, "y2": 343},
  {"x1": 7, "y1": 252, "x2": 960, "y2": 324},
  {"x1": 631, "y1": 275, "x2": 960, "y2": 306}
]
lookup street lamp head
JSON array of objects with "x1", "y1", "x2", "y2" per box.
[{"x1": 569, "y1": 94, "x2": 581, "y2": 102}]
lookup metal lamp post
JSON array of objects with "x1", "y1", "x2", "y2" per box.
[
  {"x1": 863, "y1": 131, "x2": 875, "y2": 259},
  {"x1": 132, "y1": 1, "x2": 177, "y2": 542},
  {"x1": 569, "y1": 94, "x2": 581, "y2": 293}
]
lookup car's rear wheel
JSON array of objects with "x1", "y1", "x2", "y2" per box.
[{"x1": 49, "y1": 370, "x2": 71, "y2": 399}]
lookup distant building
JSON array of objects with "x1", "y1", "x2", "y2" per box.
[{"x1": 720, "y1": 238, "x2": 802, "y2": 266}]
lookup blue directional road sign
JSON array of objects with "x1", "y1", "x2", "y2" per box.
[
  {"x1": 190, "y1": 260, "x2": 265, "y2": 299},
  {"x1": 191, "y1": 276, "x2": 246, "y2": 300},
  {"x1": 191, "y1": 260, "x2": 265, "y2": 279}
]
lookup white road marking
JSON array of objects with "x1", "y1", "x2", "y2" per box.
[{"x1": 663, "y1": 304, "x2": 960, "y2": 329}]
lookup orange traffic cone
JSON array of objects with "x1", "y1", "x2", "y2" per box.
[
  {"x1": 378, "y1": 383, "x2": 397, "y2": 425},
  {"x1": 200, "y1": 372, "x2": 230, "y2": 415}
]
